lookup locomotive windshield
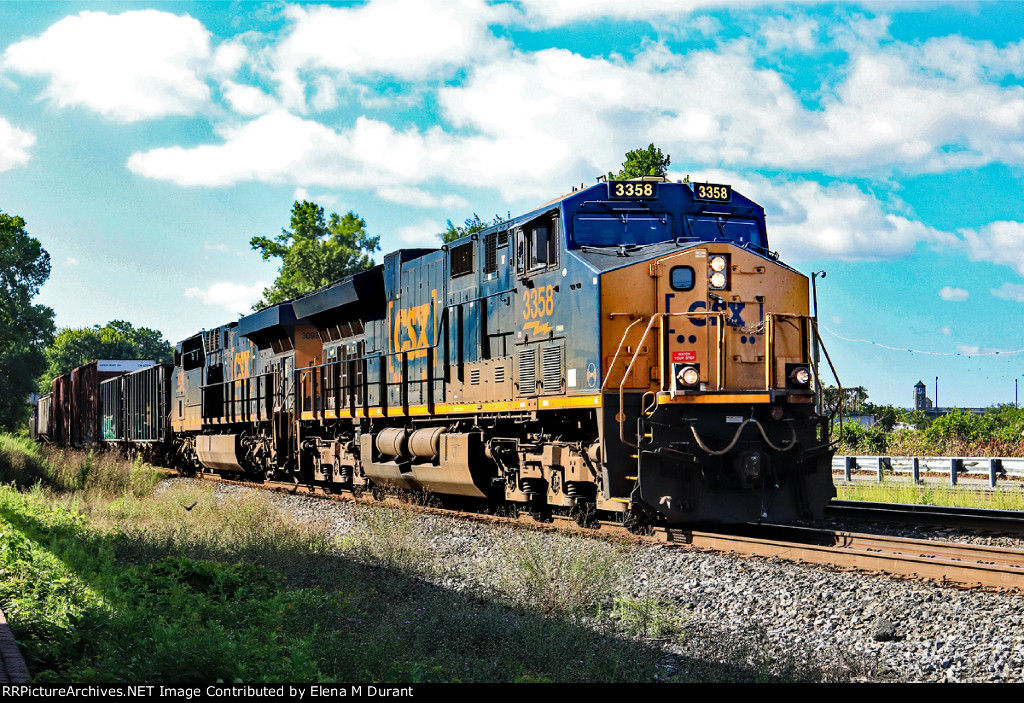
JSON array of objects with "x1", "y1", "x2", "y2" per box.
[
  {"x1": 570, "y1": 212, "x2": 766, "y2": 249},
  {"x1": 685, "y1": 215, "x2": 764, "y2": 248},
  {"x1": 572, "y1": 214, "x2": 673, "y2": 247}
]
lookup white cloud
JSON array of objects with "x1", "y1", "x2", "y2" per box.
[
  {"x1": 376, "y1": 186, "x2": 468, "y2": 210},
  {"x1": 436, "y1": 37, "x2": 1024, "y2": 183},
  {"x1": 118, "y1": 17, "x2": 1024, "y2": 232},
  {"x1": 939, "y1": 286, "x2": 969, "y2": 301},
  {"x1": 759, "y1": 16, "x2": 820, "y2": 52},
  {"x1": 292, "y1": 188, "x2": 339, "y2": 209},
  {"x1": 940, "y1": 326, "x2": 952, "y2": 335},
  {"x1": 221, "y1": 81, "x2": 279, "y2": 116},
  {"x1": 957, "y1": 344, "x2": 980, "y2": 355},
  {"x1": 511, "y1": 0, "x2": 824, "y2": 28},
  {"x1": 3, "y1": 10, "x2": 215, "y2": 122},
  {"x1": 184, "y1": 281, "x2": 265, "y2": 314},
  {"x1": 991, "y1": 283, "x2": 1024, "y2": 302},
  {"x1": 272, "y1": 0, "x2": 507, "y2": 110},
  {"x1": 959, "y1": 221, "x2": 1024, "y2": 276},
  {"x1": 203, "y1": 242, "x2": 229, "y2": 253},
  {"x1": 136, "y1": 111, "x2": 455, "y2": 188},
  {"x1": 65, "y1": 257, "x2": 79, "y2": 266},
  {"x1": 0, "y1": 117, "x2": 35, "y2": 172},
  {"x1": 693, "y1": 170, "x2": 945, "y2": 261},
  {"x1": 394, "y1": 220, "x2": 445, "y2": 247}
]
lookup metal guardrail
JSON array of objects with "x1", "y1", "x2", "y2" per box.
[{"x1": 832, "y1": 455, "x2": 1024, "y2": 488}]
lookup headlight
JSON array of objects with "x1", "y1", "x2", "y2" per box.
[
  {"x1": 709, "y1": 255, "x2": 727, "y2": 272},
  {"x1": 789, "y1": 366, "x2": 811, "y2": 386},
  {"x1": 677, "y1": 365, "x2": 700, "y2": 387},
  {"x1": 709, "y1": 272, "x2": 727, "y2": 289}
]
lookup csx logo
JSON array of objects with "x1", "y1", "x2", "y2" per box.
[
  {"x1": 688, "y1": 300, "x2": 757, "y2": 327},
  {"x1": 389, "y1": 290, "x2": 437, "y2": 361},
  {"x1": 234, "y1": 350, "x2": 251, "y2": 377}
]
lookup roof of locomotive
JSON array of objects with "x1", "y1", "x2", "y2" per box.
[{"x1": 463, "y1": 178, "x2": 791, "y2": 273}]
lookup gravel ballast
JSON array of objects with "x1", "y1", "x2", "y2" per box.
[{"x1": 185, "y1": 480, "x2": 1024, "y2": 683}]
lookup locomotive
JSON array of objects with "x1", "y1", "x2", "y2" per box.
[{"x1": 35, "y1": 177, "x2": 837, "y2": 525}]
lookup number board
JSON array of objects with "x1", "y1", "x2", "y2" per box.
[
  {"x1": 608, "y1": 181, "x2": 657, "y2": 199},
  {"x1": 692, "y1": 183, "x2": 732, "y2": 202}
]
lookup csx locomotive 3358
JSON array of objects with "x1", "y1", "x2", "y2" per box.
[{"x1": 40, "y1": 177, "x2": 838, "y2": 525}]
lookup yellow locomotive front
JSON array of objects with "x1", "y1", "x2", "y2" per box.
[{"x1": 592, "y1": 180, "x2": 835, "y2": 524}]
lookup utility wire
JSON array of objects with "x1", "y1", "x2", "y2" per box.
[{"x1": 821, "y1": 325, "x2": 1024, "y2": 357}]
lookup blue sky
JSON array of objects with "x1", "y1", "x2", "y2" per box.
[{"x1": 1, "y1": 0, "x2": 1023, "y2": 409}]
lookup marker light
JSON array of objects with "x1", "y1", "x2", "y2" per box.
[
  {"x1": 709, "y1": 272, "x2": 727, "y2": 289},
  {"x1": 709, "y1": 256, "x2": 727, "y2": 272}
]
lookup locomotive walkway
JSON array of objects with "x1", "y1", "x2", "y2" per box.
[{"x1": 0, "y1": 608, "x2": 30, "y2": 683}]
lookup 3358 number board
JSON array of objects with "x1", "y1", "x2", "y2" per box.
[
  {"x1": 608, "y1": 181, "x2": 657, "y2": 199},
  {"x1": 692, "y1": 183, "x2": 732, "y2": 202}
]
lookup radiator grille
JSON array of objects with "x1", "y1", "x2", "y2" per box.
[
  {"x1": 542, "y1": 346, "x2": 561, "y2": 394},
  {"x1": 484, "y1": 233, "x2": 497, "y2": 274},
  {"x1": 518, "y1": 349, "x2": 536, "y2": 395},
  {"x1": 204, "y1": 330, "x2": 221, "y2": 352}
]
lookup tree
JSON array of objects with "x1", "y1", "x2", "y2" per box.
[
  {"x1": 609, "y1": 143, "x2": 671, "y2": 180},
  {"x1": 250, "y1": 201, "x2": 380, "y2": 309},
  {"x1": 441, "y1": 213, "x2": 501, "y2": 244},
  {"x1": 0, "y1": 212, "x2": 55, "y2": 431},
  {"x1": 40, "y1": 320, "x2": 173, "y2": 391}
]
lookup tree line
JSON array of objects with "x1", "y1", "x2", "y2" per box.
[{"x1": 825, "y1": 385, "x2": 1024, "y2": 457}]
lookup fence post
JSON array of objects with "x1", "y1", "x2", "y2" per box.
[
  {"x1": 950, "y1": 458, "x2": 963, "y2": 486},
  {"x1": 912, "y1": 457, "x2": 921, "y2": 485},
  {"x1": 989, "y1": 459, "x2": 1002, "y2": 488},
  {"x1": 844, "y1": 456, "x2": 856, "y2": 483},
  {"x1": 876, "y1": 456, "x2": 890, "y2": 483}
]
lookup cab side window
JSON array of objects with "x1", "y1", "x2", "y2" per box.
[{"x1": 516, "y1": 214, "x2": 559, "y2": 275}]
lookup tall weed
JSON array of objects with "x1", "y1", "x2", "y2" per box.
[{"x1": 495, "y1": 529, "x2": 626, "y2": 617}]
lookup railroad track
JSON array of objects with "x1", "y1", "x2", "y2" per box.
[
  {"x1": 166, "y1": 469, "x2": 1024, "y2": 593},
  {"x1": 826, "y1": 500, "x2": 1024, "y2": 534},
  {"x1": 653, "y1": 524, "x2": 1024, "y2": 592}
]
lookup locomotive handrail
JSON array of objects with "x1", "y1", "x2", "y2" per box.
[
  {"x1": 763, "y1": 312, "x2": 810, "y2": 389},
  {"x1": 297, "y1": 289, "x2": 523, "y2": 419},
  {"x1": 614, "y1": 311, "x2": 831, "y2": 448},
  {"x1": 605, "y1": 310, "x2": 728, "y2": 391},
  {"x1": 200, "y1": 372, "x2": 275, "y2": 423},
  {"x1": 811, "y1": 319, "x2": 844, "y2": 448},
  {"x1": 616, "y1": 311, "x2": 727, "y2": 447},
  {"x1": 601, "y1": 316, "x2": 648, "y2": 391}
]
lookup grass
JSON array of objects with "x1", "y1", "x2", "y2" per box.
[
  {"x1": 835, "y1": 481, "x2": 1024, "y2": 510},
  {"x1": 0, "y1": 434, "x2": 851, "y2": 683}
]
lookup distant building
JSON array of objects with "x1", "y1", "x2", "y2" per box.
[
  {"x1": 913, "y1": 380, "x2": 984, "y2": 419},
  {"x1": 913, "y1": 381, "x2": 933, "y2": 411}
]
